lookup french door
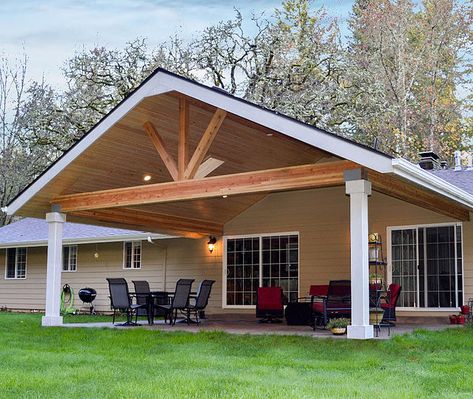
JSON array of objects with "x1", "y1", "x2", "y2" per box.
[
  {"x1": 389, "y1": 224, "x2": 463, "y2": 309},
  {"x1": 224, "y1": 233, "x2": 299, "y2": 307}
]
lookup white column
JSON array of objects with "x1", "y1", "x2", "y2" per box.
[
  {"x1": 345, "y1": 179, "x2": 373, "y2": 340},
  {"x1": 42, "y1": 212, "x2": 66, "y2": 327}
]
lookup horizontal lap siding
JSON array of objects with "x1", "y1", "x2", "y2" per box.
[
  {"x1": 225, "y1": 186, "x2": 473, "y2": 315},
  {"x1": 1, "y1": 185, "x2": 472, "y2": 316}
]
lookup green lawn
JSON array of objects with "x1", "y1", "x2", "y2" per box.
[{"x1": 0, "y1": 313, "x2": 472, "y2": 398}]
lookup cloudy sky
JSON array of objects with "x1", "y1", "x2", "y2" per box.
[{"x1": 0, "y1": 0, "x2": 354, "y2": 88}]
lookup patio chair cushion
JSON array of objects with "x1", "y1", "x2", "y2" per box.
[
  {"x1": 381, "y1": 284, "x2": 402, "y2": 310},
  {"x1": 257, "y1": 287, "x2": 284, "y2": 311},
  {"x1": 309, "y1": 285, "x2": 329, "y2": 297}
]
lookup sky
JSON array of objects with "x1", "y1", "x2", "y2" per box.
[{"x1": 0, "y1": 0, "x2": 354, "y2": 88}]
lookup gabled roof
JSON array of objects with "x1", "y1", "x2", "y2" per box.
[
  {"x1": 5, "y1": 68, "x2": 394, "y2": 216},
  {"x1": 0, "y1": 218, "x2": 170, "y2": 248},
  {"x1": 3, "y1": 67, "x2": 473, "y2": 221}
]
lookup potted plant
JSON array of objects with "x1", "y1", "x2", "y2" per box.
[{"x1": 326, "y1": 318, "x2": 350, "y2": 335}]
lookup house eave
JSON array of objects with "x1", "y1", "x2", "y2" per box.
[
  {"x1": 0, "y1": 233, "x2": 172, "y2": 249},
  {"x1": 392, "y1": 158, "x2": 473, "y2": 211}
]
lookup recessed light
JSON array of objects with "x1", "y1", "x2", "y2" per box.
[
  {"x1": 222, "y1": 195, "x2": 228, "y2": 198},
  {"x1": 143, "y1": 175, "x2": 152, "y2": 182},
  {"x1": 266, "y1": 133, "x2": 273, "y2": 137}
]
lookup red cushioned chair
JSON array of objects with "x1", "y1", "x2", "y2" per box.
[
  {"x1": 256, "y1": 287, "x2": 284, "y2": 323},
  {"x1": 381, "y1": 284, "x2": 402, "y2": 325},
  {"x1": 311, "y1": 280, "x2": 351, "y2": 329}
]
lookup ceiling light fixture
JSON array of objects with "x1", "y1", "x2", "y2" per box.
[
  {"x1": 222, "y1": 195, "x2": 228, "y2": 198},
  {"x1": 143, "y1": 174, "x2": 152, "y2": 182}
]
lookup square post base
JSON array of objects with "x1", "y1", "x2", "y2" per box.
[
  {"x1": 42, "y1": 315, "x2": 63, "y2": 327},
  {"x1": 347, "y1": 324, "x2": 373, "y2": 340}
]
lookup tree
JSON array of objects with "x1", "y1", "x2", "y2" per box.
[
  {"x1": 0, "y1": 56, "x2": 51, "y2": 225},
  {"x1": 348, "y1": 0, "x2": 472, "y2": 159}
]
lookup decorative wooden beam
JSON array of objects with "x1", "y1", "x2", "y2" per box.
[
  {"x1": 194, "y1": 157, "x2": 225, "y2": 179},
  {"x1": 70, "y1": 208, "x2": 223, "y2": 238},
  {"x1": 178, "y1": 97, "x2": 189, "y2": 180},
  {"x1": 184, "y1": 108, "x2": 227, "y2": 180},
  {"x1": 53, "y1": 160, "x2": 358, "y2": 212},
  {"x1": 368, "y1": 171, "x2": 470, "y2": 221},
  {"x1": 143, "y1": 121, "x2": 179, "y2": 181}
]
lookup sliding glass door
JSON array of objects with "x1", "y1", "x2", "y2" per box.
[
  {"x1": 225, "y1": 233, "x2": 299, "y2": 307},
  {"x1": 389, "y1": 224, "x2": 463, "y2": 309}
]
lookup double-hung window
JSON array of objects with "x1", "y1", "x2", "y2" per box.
[
  {"x1": 224, "y1": 233, "x2": 299, "y2": 307},
  {"x1": 5, "y1": 248, "x2": 27, "y2": 279},
  {"x1": 63, "y1": 245, "x2": 78, "y2": 272},
  {"x1": 388, "y1": 223, "x2": 463, "y2": 309},
  {"x1": 123, "y1": 241, "x2": 142, "y2": 269}
]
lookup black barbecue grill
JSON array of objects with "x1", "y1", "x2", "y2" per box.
[{"x1": 78, "y1": 287, "x2": 97, "y2": 314}]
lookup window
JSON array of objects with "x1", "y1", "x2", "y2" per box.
[
  {"x1": 389, "y1": 223, "x2": 463, "y2": 308},
  {"x1": 225, "y1": 233, "x2": 299, "y2": 307},
  {"x1": 123, "y1": 241, "x2": 142, "y2": 269},
  {"x1": 5, "y1": 248, "x2": 27, "y2": 279},
  {"x1": 63, "y1": 245, "x2": 78, "y2": 272}
]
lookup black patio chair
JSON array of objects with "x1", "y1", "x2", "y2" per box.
[
  {"x1": 155, "y1": 279, "x2": 194, "y2": 325},
  {"x1": 132, "y1": 280, "x2": 152, "y2": 324},
  {"x1": 184, "y1": 280, "x2": 215, "y2": 323},
  {"x1": 106, "y1": 278, "x2": 147, "y2": 326}
]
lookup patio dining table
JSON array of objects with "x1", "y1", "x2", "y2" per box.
[{"x1": 131, "y1": 291, "x2": 198, "y2": 324}]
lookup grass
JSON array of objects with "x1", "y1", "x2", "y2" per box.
[{"x1": 0, "y1": 313, "x2": 472, "y2": 398}]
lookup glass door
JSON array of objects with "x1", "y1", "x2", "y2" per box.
[{"x1": 390, "y1": 224, "x2": 462, "y2": 309}]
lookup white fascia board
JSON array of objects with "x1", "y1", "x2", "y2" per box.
[
  {"x1": 392, "y1": 158, "x2": 473, "y2": 209},
  {"x1": 153, "y1": 73, "x2": 394, "y2": 173},
  {"x1": 0, "y1": 233, "x2": 173, "y2": 249},
  {"x1": 6, "y1": 75, "x2": 170, "y2": 216}
]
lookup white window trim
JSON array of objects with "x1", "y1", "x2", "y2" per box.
[
  {"x1": 62, "y1": 245, "x2": 78, "y2": 273},
  {"x1": 222, "y1": 231, "x2": 300, "y2": 309},
  {"x1": 123, "y1": 241, "x2": 142, "y2": 270},
  {"x1": 4, "y1": 247, "x2": 27, "y2": 280},
  {"x1": 386, "y1": 222, "x2": 464, "y2": 311}
]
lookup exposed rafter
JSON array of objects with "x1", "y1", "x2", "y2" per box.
[
  {"x1": 52, "y1": 160, "x2": 358, "y2": 212},
  {"x1": 178, "y1": 97, "x2": 189, "y2": 180},
  {"x1": 143, "y1": 121, "x2": 179, "y2": 181},
  {"x1": 70, "y1": 208, "x2": 223, "y2": 238},
  {"x1": 184, "y1": 108, "x2": 227, "y2": 180}
]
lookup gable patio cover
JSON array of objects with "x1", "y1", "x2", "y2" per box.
[
  {"x1": 4, "y1": 68, "x2": 473, "y2": 338},
  {"x1": 4, "y1": 68, "x2": 473, "y2": 236}
]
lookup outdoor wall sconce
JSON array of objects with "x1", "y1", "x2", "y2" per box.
[
  {"x1": 93, "y1": 244, "x2": 100, "y2": 259},
  {"x1": 207, "y1": 236, "x2": 217, "y2": 253}
]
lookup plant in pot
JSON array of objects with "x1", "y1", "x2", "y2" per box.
[{"x1": 326, "y1": 318, "x2": 350, "y2": 335}]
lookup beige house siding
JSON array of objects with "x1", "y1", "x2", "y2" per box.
[
  {"x1": 0, "y1": 238, "x2": 222, "y2": 313},
  {"x1": 0, "y1": 186, "x2": 471, "y2": 316}
]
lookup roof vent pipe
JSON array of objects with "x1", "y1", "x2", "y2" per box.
[
  {"x1": 467, "y1": 153, "x2": 473, "y2": 171},
  {"x1": 454, "y1": 150, "x2": 462, "y2": 171}
]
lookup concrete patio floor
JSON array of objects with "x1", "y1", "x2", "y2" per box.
[{"x1": 63, "y1": 314, "x2": 462, "y2": 340}]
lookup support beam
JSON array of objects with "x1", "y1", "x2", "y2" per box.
[
  {"x1": 346, "y1": 179, "x2": 373, "y2": 340},
  {"x1": 178, "y1": 97, "x2": 189, "y2": 180},
  {"x1": 143, "y1": 121, "x2": 179, "y2": 181},
  {"x1": 369, "y1": 171, "x2": 470, "y2": 221},
  {"x1": 53, "y1": 160, "x2": 358, "y2": 212},
  {"x1": 42, "y1": 212, "x2": 66, "y2": 327},
  {"x1": 184, "y1": 108, "x2": 227, "y2": 180},
  {"x1": 70, "y1": 208, "x2": 223, "y2": 238}
]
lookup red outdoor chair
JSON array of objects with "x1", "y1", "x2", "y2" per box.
[
  {"x1": 256, "y1": 287, "x2": 284, "y2": 323},
  {"x1": 311, "y1": 280, "x2": 351, "y2": 328},
  {"x1": 381, "y1": 284, "x2": 402, "y2": 325}
]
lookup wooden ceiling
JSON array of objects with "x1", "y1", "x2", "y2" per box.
[{"x1": 18, "y1": 92, "x2": 343, "y2": 235}]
